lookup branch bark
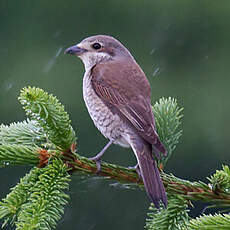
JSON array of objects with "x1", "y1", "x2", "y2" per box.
[{"x1": 62, "y1": 152, "x2": 230, "y2": 205}]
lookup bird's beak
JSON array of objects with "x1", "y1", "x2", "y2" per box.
[{"x1": 64, "y1": 45, "x2": 87, "y2": 56}]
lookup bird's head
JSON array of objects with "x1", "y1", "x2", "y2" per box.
[{"x1": 65, "y1": 35, "x2": 133, "y2": 70}]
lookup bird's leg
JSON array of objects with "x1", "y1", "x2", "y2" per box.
[
  {"x1": 89, "y1": 139, "x2": 113, "y2": 172},
  {"x1": 128, "y1": 163, "x2": 142, "y2": 180}
]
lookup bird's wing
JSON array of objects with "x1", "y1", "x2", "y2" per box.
[{"x1": 91, "y1": 59, "x2": 166, "y2": 155}]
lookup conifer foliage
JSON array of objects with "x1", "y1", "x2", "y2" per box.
[{"x1": 0, "y1": 87, "x2": 229, "y2": 229}]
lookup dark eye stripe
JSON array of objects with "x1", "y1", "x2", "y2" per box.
[{"x1": 92, "y1": 43, "x2": 101, "y2": 50}]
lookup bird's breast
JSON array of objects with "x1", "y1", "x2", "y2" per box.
[{"x1": 82, "y1": 70, "x2": 130, "y2": 148}]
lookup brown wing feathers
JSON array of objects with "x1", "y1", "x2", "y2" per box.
[{"x1": 91, "y1": 60, "x2": 166, "y2": 156}]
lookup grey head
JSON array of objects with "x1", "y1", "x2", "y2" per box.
[{"x1": 65, "y1": 35, "x2": 134, "y2": 70}]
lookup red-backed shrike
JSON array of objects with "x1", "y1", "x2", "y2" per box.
[{"x1": 65, "y1": 35, "x2": 167, "y2": 208}]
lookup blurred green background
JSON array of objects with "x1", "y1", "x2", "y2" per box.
[{"x1": 1, "y1": 0, "x2": 230, "y2": 229}]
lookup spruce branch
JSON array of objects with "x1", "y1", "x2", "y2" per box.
[
  {"x1": 0, "y1": 120, "x2": 46, "y2": 147},
  {"x1": 145, "y1": 195, "x2": 190, "y2": 230},
  {"x1": 153, "y1": 97, "x2": 183, "y2": 165},
  {"x1": 0, "y1": 158, "x2": 70, "y2": 230},
  {"x1": 185, "y1": 213, "x2": 230, "y2": 230},
  {"x1": 0, "y1": 167, "x2": 42, "y2": 227},
  {"x1": 18, "y1": 87, "x2": 76, "y2": 150},
  {"x1": 15, "y1": 158, "x2": 70, "y2": 230},
  {"x1": 207, "y1": 165, "x2": 230, "y2": 193},
  {"x1": 0, "y1": 145, "x2": 39, "y2": 167},
  {"x1": 64, "y1": 154, "x2": 230, "y2": 205},
  {"x1": 1, "y1": 87, "x2": 229, "y2": 229}
]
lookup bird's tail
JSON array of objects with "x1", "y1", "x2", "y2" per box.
[{"x1": 134, "y1": 141, "x2": 167, "y2": 208}]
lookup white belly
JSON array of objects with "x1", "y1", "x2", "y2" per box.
[{"x1": 82, "y1": 70, "x2": 130, "y2": 148}]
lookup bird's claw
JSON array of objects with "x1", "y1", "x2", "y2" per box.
[
  {"x1": 88, "y1": 140, "x2": 114, "y2": 173},
  {"x1": 89, "y1": 156, "x2": 101, "y2": 173},
  {"x1": 128, "y1": 164, "x2": 142, "y2": 181}
]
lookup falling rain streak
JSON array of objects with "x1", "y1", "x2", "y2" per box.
[
  {"x1": 43, "y1": 47, "x2": 63, "y2": 74},
  {"x1": 152, "y1": 67, "x2": 162, "y2": 77}
]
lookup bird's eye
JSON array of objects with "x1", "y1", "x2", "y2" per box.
[{"x1": 92, "y1": 43, "x2": 101, "y2": 50}]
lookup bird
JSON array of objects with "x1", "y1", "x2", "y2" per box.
[{"x1": 65, "y1": 35, "x2": 167, "y2": 208}]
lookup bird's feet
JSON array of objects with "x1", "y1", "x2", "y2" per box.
[
  {"x1": 128, "y1": 164, "x2": 142, "y2": 180},
  {"x1": 89, "y1": 155, "x2": 102, "y2": 173},
  {"x1": 89, "y1": 140, "x2": 114, "y2": 173}
]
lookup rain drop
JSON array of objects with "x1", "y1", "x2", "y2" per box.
[
  {"x1": 152, "y1": 67, "x2": 162, "y2": 77},
  {"x1": 43, "y1": 46, "x2": 63, "y2": 74}
]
